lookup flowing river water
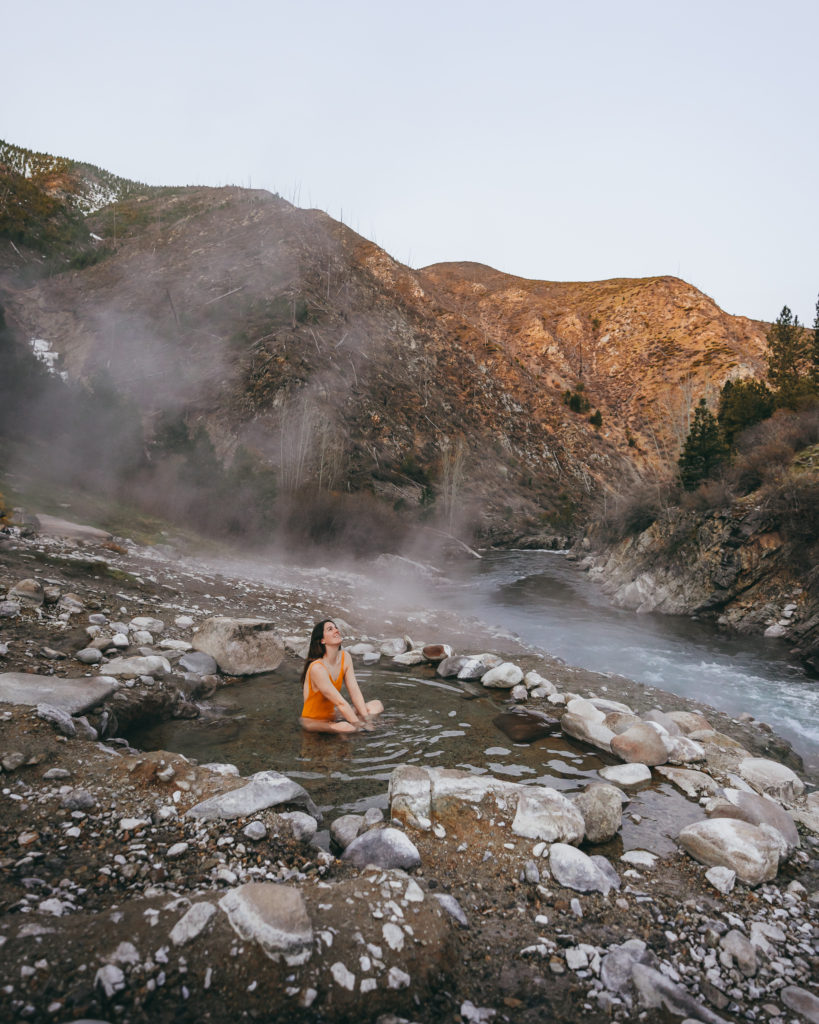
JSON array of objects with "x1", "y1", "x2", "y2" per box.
[{"x1": 131, "y1": 550, "x2": 817, "y2": 854}]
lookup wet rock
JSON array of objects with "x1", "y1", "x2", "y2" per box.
[
  {"x1": 170, "y1": 901, "x2": 217, "y2": 946},
  {"x1": 9, "y1": 579, "x2": 44, "y2": 607},
  {"x1": 421, "y1": 643, "x2": 452, "y2": 663},
  {"x1": 104, "y1": 655, "x2": 171, "y2": 678},
  {"x1": 737, "y1": 757, "x2": 805, "y2": 803},
  {"x1": 610, "y1": 723, "x2": 669, "y2": 766},
  {"x1": 480, "y1": 662, "x2": 522, "y2": 688},
  {"x1": 598, "y1": 763, "x2": 651, "y2": 789},
  {"x1": 178, "y1": 651, "x2": 219, "y2": 675},
  {"x1": 511, "y1": 788, "x2": 585, "y2": 844},
  {"x1": 492, "y1": 708, "x2": 558, "y2": 743},
  {"x1": 186, "y1": 770, "x2": 321, "y2": 822},
  {"x1": 219, "y1": 883, "x2": 313, "y2": 964},
  {"x1": 510, "y1": 684, "x2": 528, "y2": 701},
  {"x1": 655, "y1": 766, "x2": 719, "y2": 799},
  {"x1": 436, "y1": 655, "x2": 469, "y2": 678},
  {"x1": 192, "y1": 617, "x2": 285, "y2": 675},
  {"x1": 705, "y1": 788, "x2": 799, "y2": 853},
  {"x1": 341, "y1": 827, "x2": 421, "y2": 870},
  {"x1": 566, "y1": 697, "x2": 606, "y2": 724},
  {"x1": 549, "y1": 843, "x2": 613, "y2": 894},
  {"x1": 572, "y1": 784, "x2": 623, "y2": 843},
  {"x1": 380, "y1": 637, "x2": 408, "y2": 656},
  {"x1": 560, "y1": 712, "x2": 615, "y2": 753},
  {"x1": 678, "y1": 818, "x2": 781, "y2": 884},
  {"x1": 523, "y1": 670, "x2": 556, "y2": 694}
]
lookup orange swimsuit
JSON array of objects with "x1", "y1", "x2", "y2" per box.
[{"x1": 301, "y1": 652, "x2": 346, "y2": 721}]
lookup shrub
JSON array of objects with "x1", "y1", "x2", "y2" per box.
[{"x1": 599, "y1": 480, "x2": 679, "y2": 542}]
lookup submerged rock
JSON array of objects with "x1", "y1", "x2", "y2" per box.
[{"x1": 492, "y1": 708, "x2": 559, "y2": 743}]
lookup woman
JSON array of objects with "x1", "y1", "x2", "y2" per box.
[{"x1": 299, "y1": 619, "x2": 384, "y2": 733}]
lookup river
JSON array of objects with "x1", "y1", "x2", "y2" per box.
[{"x1": 443, "y1": 550, "x2": 818, "y2": 769}]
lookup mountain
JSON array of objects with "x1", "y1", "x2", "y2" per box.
[{"x1": 0, "y1": 141, "x2": 769, "y2": 548}]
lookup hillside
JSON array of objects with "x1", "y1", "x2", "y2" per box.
[{"x1": 0, "y1": 143, "x2": 769, "y2": 549}]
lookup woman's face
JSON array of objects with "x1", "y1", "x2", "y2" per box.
[{"x1": 322, "y1": 621, "x2": 342, "y2": 646}]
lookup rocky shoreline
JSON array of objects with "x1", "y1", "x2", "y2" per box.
[{"x1": 1, "y1": 518, "x2": 818, "y2": 1024}]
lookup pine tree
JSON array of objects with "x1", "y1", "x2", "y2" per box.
[
  {"x1": 766, "y1": 305, "x2": 809, "y2": 405},
  {"x1": 813, "y1": 292, "x2": 819, "y2": 389},
  {"x1": 717, "y1": 378, "x2": 774, "y2": 447},
  {"x1": 678, "y1": 398, "x2": 728, "y2": 490}
]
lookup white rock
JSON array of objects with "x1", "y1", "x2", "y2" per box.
[
  {"x1": 598, "y1": 763, "x2": 651, "y2": 788},
  {"x1": 104, "y1": 656, "x2": 171, "y2": 679},
  {"x1": 705, "y1": 866, "x2": 736, "y2": 894},
  {"x1": 130, "y1": 616, "x2": 165, "y2": 634},
  {"x1": 95, "y1": 964, "x2": 125, "y2": 997},
  {"x1": 524, "y1": 671, "x2": 556, "y2": 694},
  {"x1": 678, "y1": 818, "x2": 781, "y2": 885},
  {"x1": 737, "y1": 757, "x2": 805, "y2": 803},
  {"x1": 511, "y1": 684, "x2": 528, "y2": 702},
  {"x1": 219, "y1": 883, "x2": 313, "y2": 964},
  {"x1": 170, "y1": 902, "x2": 217, "y2": 946},
  {"x1": 166, "y1": 842, "x2": 189, "y2": 859},
  {"x1": 565, "y1": 697, "x2": 606, "y2": 724},
  {"x1": 549, "y1": 843, "x2": 612, "y2": 894},
  {"x1": 620, "y1": 850, "x2": 657, "y2": 869},
  {"x1": 481, "y1": 662, "x2": 524, "y2": 688},
  {"x1": 330, "y1": 961, "x2": 356, "y2": 990},
  {"x1": 175, "y1": 616, "x2": 194, "y2": 628},
  {"x1": 387, "y1": 966, "x2": 410, "y2": 989},
  {"x1": 512, "y1": 787, "x2": 585, "y2": 844},
  {"x1": 279, "y1": 811, "x2": 317, "y2": 842},
  {"x1": 118, "y1": 817, "x2": 149, "y2": 832}
]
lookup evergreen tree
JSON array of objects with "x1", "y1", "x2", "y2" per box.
[
  {"x1": 678, "y1": 398, "x2": 728, "y2": 490},
  {"x1": 717, "y1": 378, "x2": 774, "y2": 447},
  {"x1": 766, "y1": 305, "x2": 809, "y2": 405},
  {"x1": 813, "y1": 292, "x2": 819, "y2": 389}
]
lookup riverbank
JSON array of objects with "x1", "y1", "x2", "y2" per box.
[{"x1": 1, "y1": 521, "x2": 818, "y2": 1024}]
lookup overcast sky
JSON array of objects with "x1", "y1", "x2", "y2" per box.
[{"x1": 4, "y1": 0, "x2": 817, "y2": 324}]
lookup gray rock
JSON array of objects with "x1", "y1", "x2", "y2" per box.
[
  {"x1": 0, "y1": 601, "x2": 21, "y2": 618},
  {"x1": 1, "y1": 751, "x2": 25, "y2": 771},
  {"x1": 631, "y1": 962, "x2": 728, "y2": 1023},
  {"x1": 705, "y1": 866, "x2": 736, "y2": 894},
  {"x1": 436, "y1": 655, "x2": 469, "y2": 678},
  {"x1": 58, "y1": 593, "x2": 85, "y2": 614},
  {"x1": 218, "y1": 883, "x2": 312, "y2": 964},
  {"x1": 341, "y1": 827, "x2": 421, "y2": 870},
  {"x1": 434, "y1": 893, "x2": 468, "y2": 927},
  {"x1": 598, "y1": 763, "x2": 651, "y2": 789},
  {"x1": 678, "y1": 818, "x2": 781, "y2": 885},
  {"x1": 642, "y1": 709, "x2": 681, "y2": 735},
  {"x1": 169, "y1": 901, "x2": 217, "y2": 946},
  {"x1": 192, "y1": 617, "x2": 284, "y2": 675},
  {"x1": 706, "y1": 788, "x2": 799, "y2": 853},
  {"x1": 363, "y1": 806, "x2": 385, "y2": 829},
  {"x1": 782, "y1": 986, "x2": 819, "y2": 1024},
  {"x1": 604, "y1": 711, "x2": 642, "y2": 734},
  {"x1": 737, "y1": 757, "x2": 805, "y2": 803},
  {"x1": 129, "y1": 616, "x2": 165, "y2": 634},
  {"x1": 278, "y1": 811, "x2": 318, "y2": 842},
  {"x1": 511, "y1": 787, "x2": 585, "y2": 844},
  {"x1": 664, "y1": 734, "x2": 706, "y2": 764},
  {"x1": 9, "y1": 579, "x2": 44, "y2": 607},
  {"x1": 36, "y1": 704, "x2": 76, "y2": 737},
  {"x1": 186, "y1": 770, "x2": 321, "y2": 822},
  {"x1": 611, "y1": 724, "x2": 669, "y2": 766},
  {"x1": 549, "y1": 842, "x2": 612, "y2": 894},
  {"x1": 75, "y1": 648, "x2": 103, "y2": 665},
  {"x1": 103, "y1": 656, "x2": 171, "y2": 679},
  {"x1": 720, "y1": 928, "x2": 757, "y2": 976},
  {"x1": 0, "y1": 672, "x2": 117, "y2": 714},
  {"x1": 655, "y1": 766, "x2": 719, "y2": 799},
  {"x1": 242, "y1": 821, "x2": 268, "y2": 841},
  {"x1": 560, "y1": 712, "x2": 615, "y2": 753},
  {"x1": 600, "y1": 939, "x2": 655, "y2": 996},
  {"x1": 178, "y1": 651, "x2": 219, "y2": 676},
  {"x1": 331, "y1": 813, "x2": 364, "y2": 850},
  {"x1": 61, "y1": 788, "x2": 96, "y2": 811},
  {"x1": 573, "y1": 784, "x2": 623, "y2": 843},
  {"x1": 379, "y1": 637, "x2": 408, "y2": 656},
  {"x1": 35, "y1": 513, "x2": 111, "y2": 543},
  {"x1": 589, "y1": 855, "x2": 621, "y2": 891}
]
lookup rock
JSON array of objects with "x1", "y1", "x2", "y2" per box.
[
  {"x1": 75, "y1": 648, "x2": 103, "y2": 665},
  {"x1": 620, "y1": 850, "x2": 657, "y2": 869},
  {"x1": 61, "y1": 788, "x2": 96, "y2": 811},
  {"x1": 481, "y1": 662, "x2": 523, "y2": 688},
  {"x1": 588, "y1": 697, "x2": 634, "y2": 715},
  {"x1": 35, "y1": 704, "x2": 76, "y2": 737},
  {"x1": 186, "y1": 770, "x2": 321, "y2": 822},
  {"x1": 0, "y1": 672, "x2": 117, "y2": 714},
  {"x1": 129, "y1": 616, "x2": 165, "y2": 634},
  {"x1": 565, "y1": 697, "x2": 606, "y2": 723},
  {"x1": 705, "y1": 788, "x2": 799, "y2": 853},
  {"x1": 655, "y1": 766, "x2": 719, "y2": 799},
  {"x1": 511, "y1": 788, "x2": 585, "y2": 844},
  {"x1": 687, "y1": 730, "x2": 752, "y2": 774},
  {"x1": 9, "y1": 579, "x2": 44, "y2": 606},
  {"x1": 58, "y1": 593, "x2": 85, "y2": 614},
  {"x1": 764, "y1": 623, "x2": 787, "y2": 638},
  {"x1": 600, "y1": 938, "x2": 655, "y2": 996},
  {"x1": 572, "y1": 784, "x2": 623, "y2": 843},
  {"x1": 422, "y1": 644, "x2": 452, "y2": 663},
  {"x1": 678, "y1": 818, "x2": 781, "y2": 885},
  {"x1": 169, "y1": 901, "x2": 217, "y2": 946},
  {"x1": 590, "y1": 855, "x2": 621, "y2": 891},
  {"x1": 560, "y1": 712, "x2": 615, "y2": 753},
  {"x1": 362, "y1": 806, "x2": 384, "y2": 828},
  {"x1": 720, "y1": 929, "x2": 757, "y2": 977},
  {"x1": 631, "y1": 962, "x2": 729, "y2": 1023},
  {"x1": 167, "y1": 842, "x2": 189, "y2": 858},
  {"x1": 663, "y1": 735, "x2": 706, "y2": 764},
  {"x1": 598, "y1": 763, "x2": 651, "y2": 789},
  {"x1": 457, "y1": 654, "x2": 501, "y2": 681},
  {"x1": 737, "y1": 757, "x2": 805, "y2": 803},
  {"x1": 666, "y1": 710, "x2": 712, "y2": 734},
  {"x1": 362, "y1": 651, "x2": 381, "y2": 665},
  {"x1": 389, "y1": 765, "x2": 433, "y2": 828},
  {"x1": 603, "y1": 711, "x2": 642, "y2": 734},
  {"x1": 242, "y1": 822, "x2": 268, "y2": 841},
  {"x1": 1, "y1": 751, "x2": 25, "y2": 770},
  {"x1": 95, "y1": 963, "x2": 125, "y2": 998},
  {"x1": 219, "y1": 883, "x2": 312, "y2": 964},
  {"x1": 705, "y1": 865, "x2": 736, "y2": 894},
  {"x1": 492, "y1": 708, "x2": 558, "y2": 743},
  {"x1": 278, "y1": 811, "x2": 317, "y2": 842},
  {"x1": 103, "y1": 656, "x2": 171, "y2": 678},
  {"x1": 178, "y1": 651, "x2": 219, "y2": 675},
  {"x1": 392, "y1": 649, "x2": 425, "y2": 666},
  {"x1": 35, "y1": 514, "x2": 112, "y2": 542},
  {"x1": 341, "y1": 827, "x2": 421, "y2": 870},
  {"x1": 380, "y1": 637, "x2": 408, "y2": 656},
  {"x1": 330, "y1": 814, "x2": 364, "y2": 850},
  {"x1": 434, "y1": 893, "x2": 468, "y2": 927},
  {"x1": 549, "y1": 843, "x2": 613, "y2": 894},
  {"x1": 436, "y1": 655, "x2": 469, "y2": 678},
  {"x1": 782, "y1": 986, "x2": 819, "y2": 1024},
  {"x1": 642, "y1": 709, "x2": 681, "y2": 735},
  {"x1": 510, "y1": 684, "x2": 528, "y2": 701},
  {"x1": 0, "y1": 601, "x2": 20, "y2": 618},
  {"x1": 610, "y1": 723, "x2": 669, "y2": 766},
  {"x1": 192, "y1": 617, "x2": 284, "y2": 675},
  {"x1": 175, "y1": 615, "x2": 195, "y2": 628},
  {"x1": 523, "y1": 670, "x2": 556, "y2": 694}
]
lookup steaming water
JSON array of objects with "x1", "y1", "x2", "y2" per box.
[{"x1": 444, "y1": 550, "x2": 819, "y2": 769}]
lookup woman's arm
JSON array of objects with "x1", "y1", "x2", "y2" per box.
[
  {"x1": 343, "y1": 657, "x2": 371, "y2": 719},
  {"x1": 309, "y1": 663, "x2": 362, "y2": 726}
]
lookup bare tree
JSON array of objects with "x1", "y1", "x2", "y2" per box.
[{"x1": 438, "y1": 435, "x2": 467, "y2": 534}]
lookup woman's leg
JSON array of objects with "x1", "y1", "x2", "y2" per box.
[{"x1": 300, "y1": 716, "x2": 357, "y2": 734}]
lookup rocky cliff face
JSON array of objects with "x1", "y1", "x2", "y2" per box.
[{"x1": 0, "y1": 148, "x2": 768, "y2": 546}]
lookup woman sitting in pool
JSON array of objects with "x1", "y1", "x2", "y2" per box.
[{"x1": 299, "y1": 619, "x2": 384, "y2": 733}]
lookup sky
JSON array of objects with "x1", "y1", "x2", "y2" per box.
[{"x1": 3, "y1": 0, "x2": 818, "y2": 324}]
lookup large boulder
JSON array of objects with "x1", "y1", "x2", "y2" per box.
[
  {"x1": 705, "y1": 788, "x2": 800, "y2": 854},
  {"x1": 511, "y1": 787, "x2": 585, "y2": 844},
  {"x1": 192, "y1": 617, "x2": 284, "y2": 676},
  {"x1": 9, "y1": 579, "x2": 44, "y2": 607},
  {"x1": 678, "y1": 818, "x2": 781, "y2": 885},
  {"x1": 666, "y1": 710, "x2": 712, "y2": 735},
  {"x1": 0, "y1": 672, "x2": 117, "y2": 714},
  {"x1": 561, "y1": 712, "x2": 615, "y2": 753},
  {"x1": 610, "y1": 724, "x2": 669, "y2": 766},
  {"x1": 103, "y1": 655, "x2": 171, "y2": 678},
  {"x1": 341, "y1": 827, "x2": 421, "y2": 869},
  {"x1": 737, "y1": 757, "x2": 805, "y2": 804},
  {"x1": 186, "y1": 770, "x2": 321, "y2": 822},
  {"x1": 480, "y1": 662, "x2": 523, "y2": 688}
]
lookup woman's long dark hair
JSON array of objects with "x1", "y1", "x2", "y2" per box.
[{"x1": 299, "y1": 619, "x2": 334, "y2": 687}]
